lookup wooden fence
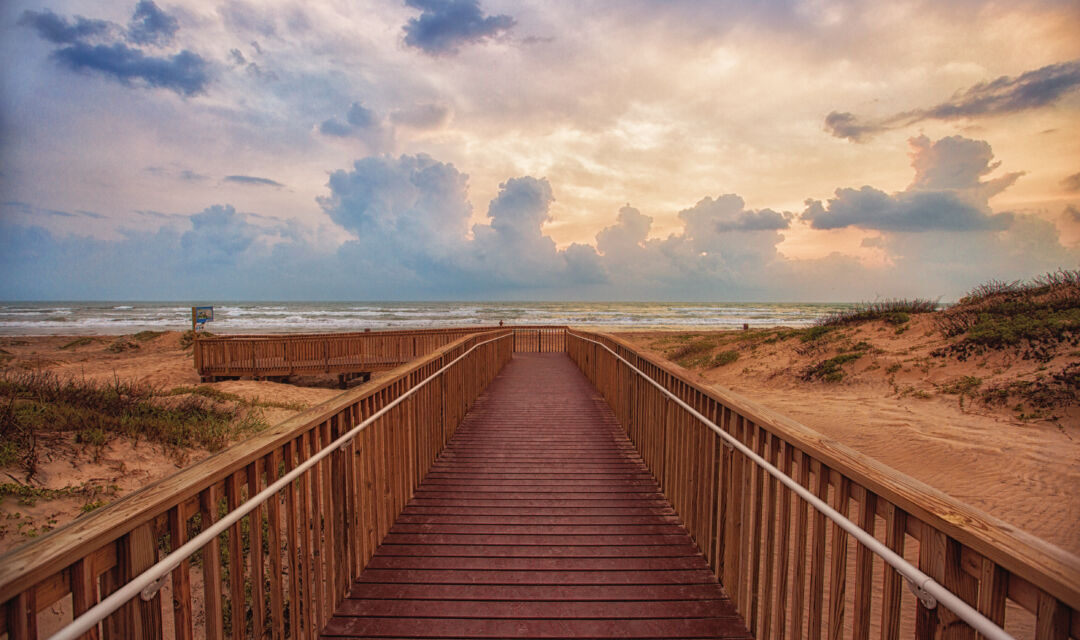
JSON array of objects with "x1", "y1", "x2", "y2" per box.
[
  {"x1": 566, "y1": 329, "x2": 1079, "y2": 640},
  {"x1": 194, "y1": 326, "x2": 566, "y2": 380},
  {"x1": 0, "y1": 329, "x2": 513, "y2": 639}
]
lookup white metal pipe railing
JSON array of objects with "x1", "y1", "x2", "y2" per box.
[
  {"x1": 48, "y1": 331, "x2": 512, "y2": 640},
  {"x1": 572, "y1": 332, "x2": 1014, "y2": 640}
]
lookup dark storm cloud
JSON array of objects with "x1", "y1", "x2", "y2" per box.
[
  {"x1": 826, "y1": 59, "x2": 1080, "y2": 142},
  {"x1": 402, "y1": 0, "x2": 515, "y2": 55},
  {"x1": 224, "y1": 175, "x2": 284, "y2": 187},
  {"x1": 54, "y1": 44, "x2": 209, "y2": 96},
  {"x1": 18, "y1": 10, "x2": 112, "y2": 44},
  {"x1": 21, "y1": 3, "x2": 209, "y2": 97},
  {"x1": 127, "y1": 0, "x2": 180, "y2": 46}
]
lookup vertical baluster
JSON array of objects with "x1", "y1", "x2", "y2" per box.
[
  {"x1": 916, "y1": 525, "x2": 946, "y2": 640},
  {"x1": 738, "y1": 417, "x2": 754, "y2": 616},
  {"x1": 201, "y1": 486, "x2": 225, "y2": 640},
  {"x1": 303, "y1": 429, "x2": 324, "y2": 636},
  {"x1": 809, "y1": 460, "x2": 830, "y2": 640},
  {"x1": 282, "y1": 440, "x2": 301, "y2": 640},
  {"x1": 749, "y1": 424, "x2": 766, "y2": 636},
  {"x1": 1035, "y1": 593, "x2": 1069, "y2": 640},
  {"x1": 7, "y1": 588, "x2": 37, "y2": 640},
  {"x1": 167, "y1": 504, "x2": 193, "y2": 640},
  {"x1": 881, "y1": 503, "x2": 906, "y2": 640},
  {"x1": 976, "y1": 558, "x2": 1007, "y2": 640},
  {"x1": 264, "y1": 452, "x2": 285, "y2": 640},
  {"x1": 318, "y1": 420, "x2": 337, "y2": 621},
  {"x1": 246, "y1": 462, "x2": 265, "y2": 640},
  {"x1": 775, "y1": 443, "x2": 795, "y2": 640},
  {"x1": 828, "y1": 473, "x2": 851, "y2": 640},
  {"x1": 224, "y1": 473, "x2": 246, "y2": 640},
  {"x1": 761, "y1": 434, "x2": 779, "y2": 640},
  {"x1": 852, "y1": 487, "x2": 877, "y2": 640},
  {"x1": 943, "y1": 538, "x2": 978, "y2": 640}
]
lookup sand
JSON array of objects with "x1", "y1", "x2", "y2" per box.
[
  {"x1": 618, "y1": 315, "x2": 1080, "y2": 557},
  {"x1": 0, "y1": 332, "x2": 344, "y2": 554},
  {"x1": 2, "y1": 322, "x2": 1076, "y2": 565}
]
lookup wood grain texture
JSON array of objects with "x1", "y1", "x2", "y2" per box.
[{"x1": 320, "y1": 353, "x2": 750, "y2": 640}]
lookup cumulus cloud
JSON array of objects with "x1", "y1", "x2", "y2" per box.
[
  {"x1": 20, "y1": 2, "x2": 209, "y2": 96},
  {"x1": 180, "y1": 205, "x2": 258, "y2": 267},
  {"x1": 402, "y1": 0, "x2": 515, "y2": 56},
  {"x1": 826, "y1": 59, "x2": 1080, "y2": 141},
  {"x1": 224, "y1": 175, "x2": 284, "y2": 188},
  {"x1": 320, "y1": 153, "x2": 471, "y2": 265},
  {"x1": 803, "y1": 135, "x2": 1017, "y2": 231},
  {"x1": 679, "y1": 195, "x2": 792, "y2": 232},
  {"x1": 3, "y1": 144, "x2": 1076, "y2": 302}
]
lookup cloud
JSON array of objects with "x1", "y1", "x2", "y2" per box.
[
  {"x1": 390, "y1": 103, "x2": 451, "y2": 129},
  {"x1": 803, "y1": 135, "x2": 1018, "y2": 232},
  {"x1": 180, "y1": 205, "x2": 258, "y2": 267},
  {"x1": 18, "y1": 10, "x2": 113, "y2": 44},
  {"x1": 21, "y1": 3, "x2": 209, "y2": 96},
  {"x1": 3, "y1": 141, "x2": 1076, "y2": 302},
  {"x1": 224, "y1": 175, "x2": 284, "y2": 187},
  {"x1": 320, "y1": 153, "x2": 471, "y2": 263},
  {"x1": 54, "y1": 44, "x2": 209, "y2": 96},
  {"x1": 679, "y1": 195, "x2": 792, "y2": 232},
  {"x1": 1062, "y1": 172, "x2": 1080, "y2": 192},
  {"x1": 826, "y1": 59, "x2": 1080, "y2": 141},
  {"x1": 127, "y1": 0, "x2": 179, "y2": 47},
  {"x1": 318, "y1": 102, "x2": 394, "y2": 151},
  {"x1": 402, "y1": 0, "x2": 515, "y2": 56},
  {"x1": 823, "y1": 111, "x2": 880, "y2": 144}
]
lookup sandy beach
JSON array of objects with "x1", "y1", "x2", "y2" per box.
[
  {"x1": 620, "y1": 314, "x2": 1080, "y2": 556},
  {"x1": 1, "y1": 320, "x2": 1077, "y2": 560}
]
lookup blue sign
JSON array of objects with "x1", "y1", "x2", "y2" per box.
[{"x1": 194, "y1": 306, "x2": 213, "y2": 325}]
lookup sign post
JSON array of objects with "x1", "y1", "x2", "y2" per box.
[
  {"x1": 191, "y1": 306, "x2": 213, "y2": 373},
  {"x1": 192, "y1": 306, "x2": 213, "y2": 332}
]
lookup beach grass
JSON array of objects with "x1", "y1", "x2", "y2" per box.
[{"x1": 0, "y1": 370, "x2": 267, "y2": 478}]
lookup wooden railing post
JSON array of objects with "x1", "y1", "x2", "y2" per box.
[{"x1": 118, "y1": 523, "x2": 162, "y2": 640}]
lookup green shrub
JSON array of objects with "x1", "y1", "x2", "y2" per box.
[
  {"x1": 0, "y1": 370, "x2": 268, "y2": 475},
  {"x1": 713, "y1": 350, "x2": 739, "y2": 366},
  {"x1": 817, "y1": 299, "x2": 936, "y2": 327},
  {"x1": 802, "y1": 352, "x2": 863, "y2": 382},
  {"x1": 60, "y1": 337, "x2": 98, "y2": 350}
]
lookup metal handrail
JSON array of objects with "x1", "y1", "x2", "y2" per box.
[
  {"x1": 572, "y1": 332, "x2": 1014, "y2": 640},
  {"x1": 48, "y1": 331, "x2": 512, "y2": 640}
]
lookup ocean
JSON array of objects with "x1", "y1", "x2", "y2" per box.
[{"x1": 0, "y1": 301, "x2": 856, "y2": 335}]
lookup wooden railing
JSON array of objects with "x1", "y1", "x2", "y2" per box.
[
  {"x1": 193, "y1": 328, "x2": 484, "y2": 380},
  {"x1": 0, "y1": 329, "x2": 513, "y2": 639},
  {"x1": 194, "y1": 326, "x2": 567, "y2": 380},
  {"x1": 567, "y1": 329, "x2": 1079, "y2": 640}
]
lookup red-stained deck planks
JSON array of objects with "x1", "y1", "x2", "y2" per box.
[{"x1": 321, "y1": 353, "x2": 751, "y2": 639}]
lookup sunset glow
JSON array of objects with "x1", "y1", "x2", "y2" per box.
[{"x1": 2, "y1": 0, "x2": 1079, "y2": 300}]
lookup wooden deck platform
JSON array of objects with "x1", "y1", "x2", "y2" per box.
[{"x1": 321, "y1": 353, "x2": 752, "y2": 639}]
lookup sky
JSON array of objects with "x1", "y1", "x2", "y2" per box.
[{"x1": 1, "y1": 0, "x2": 1079, "y2": 301}]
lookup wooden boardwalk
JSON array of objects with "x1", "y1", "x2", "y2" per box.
[{"x1": 321, "y1": 353, "x2": 752, "y2": 639}]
